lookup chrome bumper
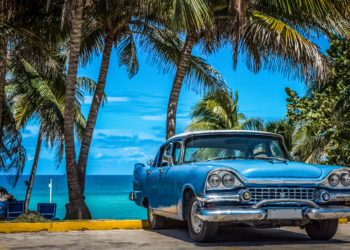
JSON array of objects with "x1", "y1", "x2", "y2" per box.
[{"x1": 198, "y1": 207, "x2": 350, "y2": 222}]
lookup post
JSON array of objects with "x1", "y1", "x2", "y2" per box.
[{"x1": 48, "y1": 179, "x2": 52, "y2": 204}]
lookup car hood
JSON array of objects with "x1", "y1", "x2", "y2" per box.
[{"x1": 195, "y1": 159, "x2": 342, "y2": 181}]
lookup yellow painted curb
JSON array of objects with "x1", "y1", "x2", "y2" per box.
[
  {"x1": 339, "y1": 218, "x2": 348, "y2": 224},
  {"x1": 0, "y1": 220, "x2": 149, "y2": 233},
  {"x1": 0, "y1": 218, "x2": 347, "y2": 233}
]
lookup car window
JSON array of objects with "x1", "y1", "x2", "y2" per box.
[
  {"x1": 172, "y1": 141, "x2": 182, "y2": 165},
  {"x1": 184, "y1": 135, "x2": 288, "y2": 163},
  {"x1": 160, "y1": 143, "x2": 173, "y2": 167}
]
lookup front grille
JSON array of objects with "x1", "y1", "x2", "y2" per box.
[{"x1": 248, "y1": 187, "x2": 317, "y2": 203}]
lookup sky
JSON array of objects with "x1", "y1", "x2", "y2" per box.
[{"x1": 17, "y1": 37, "x2": 329, "y2": 175}]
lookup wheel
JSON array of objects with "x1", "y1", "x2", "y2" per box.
[
  {"x1": 187, "y1": 196, "x2": 218, "y2": 242},
  {"x1": 305, "y1": 219, "x2": 338, "y2": 240},
  {"x1": 147, "y1": 206, "x2": 166, "y2": 229}
]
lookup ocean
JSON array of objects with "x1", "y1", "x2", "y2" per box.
[{"x1": 0, "y1": 175, "x2": 147, "y2": 220}]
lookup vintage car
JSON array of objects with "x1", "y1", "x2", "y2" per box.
[{"x1": 129, "y1": 130, "x2": 350, "y2": 242}]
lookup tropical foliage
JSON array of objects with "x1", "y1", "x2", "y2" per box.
[
  {"x1": 165, "y1": 0, "x2": 350, "y2": 139},
  {"x1": 286, "y1": 37, "x2": 350, "y2": 165},
  {"x1": 7, "y1": 56, "x2": 98, "y2": 212},
  {"x1": 187, "y1": 89, "x2": 264, "y2": 131}
]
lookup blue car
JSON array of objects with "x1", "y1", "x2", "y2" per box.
[{"x1": 130, "y1": 130, "x2": 350, "y2": 242}]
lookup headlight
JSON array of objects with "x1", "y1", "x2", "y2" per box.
[
  {"x1": 206, "y1": 169, "x2": 243, "y2": 190},
  {"x1": 222, "y1": 174, "x2": 235, "y2": 187},
  {"x1": 208, "y1": 174, "x2": 221, "y2": 187},
  {"x1": 329, "y1": 174, "x2": 340, "y2": 187},
  {"x1": 341, "y1": 174, "x2": 350, "y2": 186}
]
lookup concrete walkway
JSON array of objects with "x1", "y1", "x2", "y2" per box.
[{"x1": 1, "y1": 224, "x2": 350, "y2": 249}]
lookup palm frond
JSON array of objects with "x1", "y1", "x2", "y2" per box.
[
  {"x1": 241, "y1": 11, "x2": 329, "y2": 83},
  {"x1": 117, "y1": 31, "x2": 139, "y2": 78}
]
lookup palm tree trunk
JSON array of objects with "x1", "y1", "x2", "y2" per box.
[
  {"x1": 0, "y1": 34, "x2": 7, "y2": 131},
  {"x1": 64, "y1": 0, "x2": 91, "y2": 220},
  {"x1": 24, "y1": 125, "x2": 43, "y2": 213},
  {"x1": 166, "y1": 33, "x2": 196, "y2": 139},
  {"x1": 77, "y1": 34, "x2": 113, "y2": 194}
]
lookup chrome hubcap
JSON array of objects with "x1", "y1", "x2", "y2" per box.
[{"x1": 190, "y1": 200, "x2": 203, "y2": 234}]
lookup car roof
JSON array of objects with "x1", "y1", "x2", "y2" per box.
[{"x1": 168, "y1": 130, "x2": 283, "y2": 141}]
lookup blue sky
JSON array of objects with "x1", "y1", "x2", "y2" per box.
[{"x1": 18, "y1": 37, "x2": 329, "y2": 175}]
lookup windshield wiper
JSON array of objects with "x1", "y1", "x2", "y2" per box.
[
  {"x1": 248, "y1": 156, "x2": 288, "y2": 163},
  {"x1": 206, "y1": 156, "x2": 245, "y2": 162}
]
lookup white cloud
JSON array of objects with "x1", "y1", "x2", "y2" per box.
[
  {"x1": 93, "y1": 129, "x2": 164, "y2": 142},
  {"x1": 91, "y1": 146, "x2": 148, "y2": 160},
  {"x1": 108, "y1": 97, "x2": 129, "y2": 102},
  {"x1": 141, "y1": 113, "x2": 189, "y2": 121},
  {"x1": 84, "y1": 96, "x2": 129, "y2": 104},
  {"x1": 22, "y1": 125, "x2": 40, "y2": 138},
  {"x1": 141, "y1": 115, "x2": 165, "y2": 121}
]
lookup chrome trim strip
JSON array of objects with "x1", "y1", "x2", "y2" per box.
[
  {"x1": 197, "y1": 194, "x2": 240, "y2": 203},
  {"x1": 198, "y1": 208, "x2": 267, "y2": 222},
  {"x1": 329, "y1": 192, "x2": 350, "y2": 201},
  {"x1": 202, "y1": 168, "x2": 350, "y2": 188},
  {"x1": 306, "y1": 208, "x2": 350, "y2": 220},
  {"x1": 198, "y1": 207, "x2": 350, "y2": 222},
  {"x1": 252, "y1": 199, "x2": 319, "y2": 209},
  {"x1": 204, "y1": 168, "x2": 328, "y2": 189}
]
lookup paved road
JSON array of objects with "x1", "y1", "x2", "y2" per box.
[{"x1": 1, "y1": 224, "x2": 350, "y2": 250}]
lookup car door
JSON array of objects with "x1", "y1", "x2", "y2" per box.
[
  {"x1": 158, "y1": 140, "x2": 182, "y2": 214},
  {"x1": 147, "y1": 143, "x2": 172, "y2": 210}
]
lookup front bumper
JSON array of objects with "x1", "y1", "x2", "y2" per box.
[
  {"x1": 198, "y1": 207, "x2": 350, "y2": 222},
  {"x1": 197, "y1": 195, "x2": 350, "y2": 222}
]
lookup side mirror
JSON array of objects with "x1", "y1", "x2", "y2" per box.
[
  {"x1": 293, "y1": 155, "x2": 301, "y2": 162},
  {"x1": 147, "y1": 159, "x2": 154, "y2": 166},
  {"x1": 135, "y1": 163, "x2": 145, "y2": 168}
]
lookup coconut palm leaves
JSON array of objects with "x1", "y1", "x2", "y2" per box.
[
  {"x1": 7, "y1": 56, "x2": 98, "y2": 212},
  {"x1": 165, "y1": 0, "x2": 350, "y2": 139},
  {"x1": 187, "y1": 89, "x2": 264, "y2": 131},
  {"x1": 0, "y1": 100, "x2": 26, "y2": 186},
  {"x1": 222, "y1": 0, "x2": 350, "y2": 81}
]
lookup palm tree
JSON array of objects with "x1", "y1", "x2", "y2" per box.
[
  {"x1": 7, "y1": 58, "x2": 98, "y2": 213},
  {"x1": 61, "y1": 0, "x2": 227, "y2": 219},
  {"x1": 0, "y1": 0, "x2": 60, "y2": 185},
  {"x1": 187, "y1": 89, "x2": 264, "y2": 131},
  {"x1": 166, "y1": 0, "x2": 350, "y2": 139},
  {"x1": 61, "y1": 0, "x2": 92, "y2": 219},
  {"x1": 265, "y1": 119, "x2": 295, "y2": 152},
  {"x1": 164, "y1": 0, "x2": 219, "y2": 139}
]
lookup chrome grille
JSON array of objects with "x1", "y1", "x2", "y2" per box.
[{"x1": 248, "y1": 187, "x2": 317, "y2": 203}]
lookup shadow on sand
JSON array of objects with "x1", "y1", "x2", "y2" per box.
[{"x1": 152, "y1": 222, "x2": 350, "y2": 248}]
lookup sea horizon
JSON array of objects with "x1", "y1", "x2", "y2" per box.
[{"x1": 0, "y1": 175, "x2": 147, "y2": 220}]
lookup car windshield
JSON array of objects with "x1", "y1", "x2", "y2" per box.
[{"x1": 184, "y1": 134, "x2": 289, "y2": 163}]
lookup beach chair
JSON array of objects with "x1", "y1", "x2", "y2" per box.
[
  {"x1": 37, "y1": 203, "x2": 56, "y2": 220},
  {"x1": 6, "y1": 201, "x2": 24, "y2": 220},
  {"x1": 0, "y1": 201, "x2": 6, "y2": 220}
]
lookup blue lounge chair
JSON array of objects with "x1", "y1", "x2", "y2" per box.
[
  {"x1": 7, "y1": 201, "x2": 24, "y2": 220},
  {"x1": 37, "y1": 203, "x2": 56, "y2": 220},
  {"x1": 0, "y1": 201, "x2": 6, "y2": 220}
]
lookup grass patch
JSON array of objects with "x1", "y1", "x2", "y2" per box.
[{"x1": 12, "y1": 212, "x2": 48, "y2": 223}]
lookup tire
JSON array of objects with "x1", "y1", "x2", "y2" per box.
[
  {"x1": 305, "y1": 219, "x2": 338, "y2": 240},
  {"x1": 187, "y1": 196, "x2": 218, "y2": 242},
  {"x1": 148, "y1": 206, "x2": 166, "y2": 229}
]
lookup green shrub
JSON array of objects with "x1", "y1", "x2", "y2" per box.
[{"x1": 12, "y1": 212, "x2": 48, "y2": 223}]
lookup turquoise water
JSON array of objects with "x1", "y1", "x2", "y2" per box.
[{"x1": 0, "y1": 175, "x2": 147, "y2": 220}]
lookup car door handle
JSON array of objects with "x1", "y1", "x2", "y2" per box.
[
  {"x1": 159, "y1": 169, "x2": 164, "y2": 174},
  {"x1": 146, "y1": 170, "x2": 151, "y2": 175}
]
